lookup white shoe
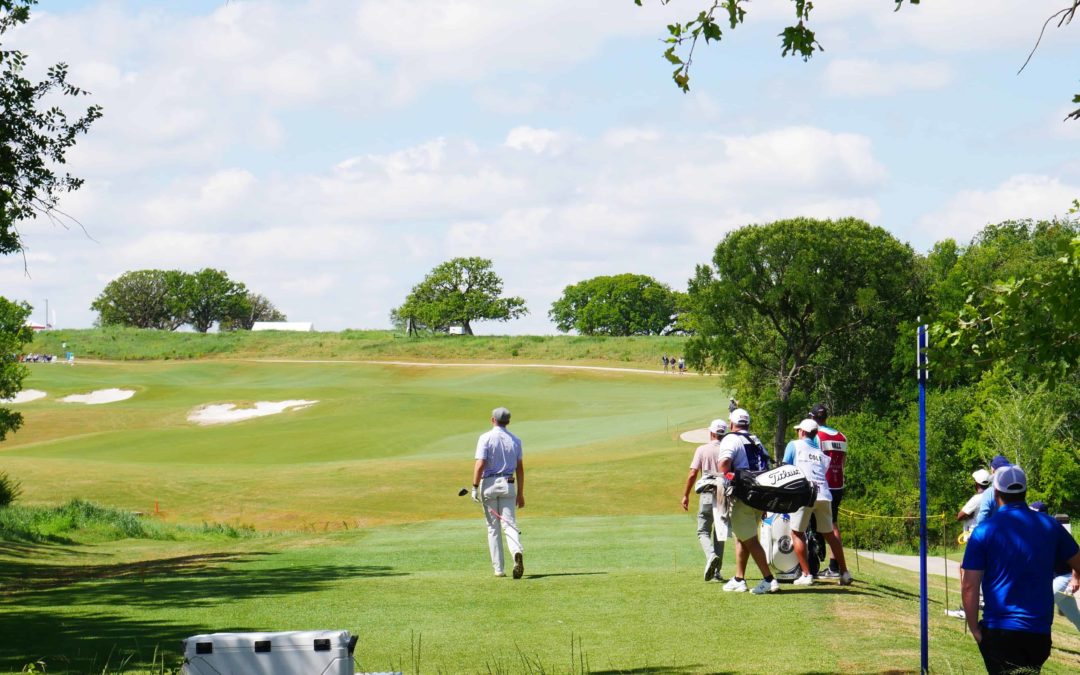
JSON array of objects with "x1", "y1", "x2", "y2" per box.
[
  {"x1": 945, "y1": 609, "x2": 966, "y2": 619},
  {"x1": 793, "y1": 574, "x2": 814, "y2": 586},
  {"x1": 722, "y1": 578, "x2": 747, "y2": 593},
  {"x1": 494, "y1": 571, "x2": 506, "y2": 577},
  {"x1": 751, "y1": 578, "x2": 780, "y2": 594},
  {"x1": 839, "y1": 570, "x2": 853, "y2": 586}
]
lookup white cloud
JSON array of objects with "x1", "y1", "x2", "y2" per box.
[
  {"x1": 504, "y1": 127, "x2": 572, "y2": 155},
  {"x1": 823, "y1": 59, "x2": 953, "y2": 97},
  {"x1": 917, "y1": 175, "x2": 1080, "y2": 244}
]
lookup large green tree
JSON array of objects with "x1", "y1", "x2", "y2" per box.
[
  {"x1": 1, "y1": 0, "x2": 102, "y2": 254},
  {"x1": 180, "y1": 268, "x2": 248, "y2": 333},
  {"x1": 1, "y1": 0, "x2": 98, "y2": 442},
  {"x1": 0, "y1": 298, "x2": 31, "y2": 442},
  {"x1": 392, "y1": 257, "x2": 527, "y2": 336},
  {"x1": 220, "y1": 292, "x2": 287, "y2": 331},
  {"x1": 549, "y1": 274, "x2": 681, "y2": 336},
  {"x1": 686, "y1": 217, "x2": 921, "y2": 455},
  {"x1": 633, "y1": 1, "x2": 1080, "y2": 120},
  {"x1": 90, "y1": 269, "x2": 188, "y2": 330}
]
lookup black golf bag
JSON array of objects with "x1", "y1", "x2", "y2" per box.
[{"x1": 731, "y1": 466, "x2": 817, "y2": 514}]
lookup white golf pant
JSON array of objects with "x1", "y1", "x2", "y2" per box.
[{"x1": 480, "y1": 475, "x2": 522, "y2": 574}]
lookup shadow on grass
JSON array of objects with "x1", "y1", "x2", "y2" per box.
[
  {"x1": 589, "y1": 667, "x2": 715, "y2": 674},
  {"x1": 0, "y1": 550, "x2": 402, "y2": 672},
  {"x1": 524, "y1": 572, "x2": 608, "y2": 580}
]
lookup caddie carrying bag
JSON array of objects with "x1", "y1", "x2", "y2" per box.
[{"x1": 731, "y1": 466, "x2": 817, "y2": 513}]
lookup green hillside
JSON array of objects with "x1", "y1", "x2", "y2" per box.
[{"x1": 29, "y1": 328, "x2": 691, "y2": 369}]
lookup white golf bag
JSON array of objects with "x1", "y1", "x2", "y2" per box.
[{"x1": 759, "y1": 512, "x2": 824, "y2": 581}]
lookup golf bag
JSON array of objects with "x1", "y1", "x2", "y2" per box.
[
  {"x1": 759, "y1": 512, "x2": 826, "y2": 580},
  {"x1": 730, "y1": 466, "x2": 817, "y2": 514}
]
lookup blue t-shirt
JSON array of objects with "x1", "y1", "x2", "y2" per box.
[
  {"x1": 973, "y1": 485, "x2": 997, "y2": 526},
  {"x1": 962, "y1": 502, "x2": 1080, "y2": 633}
]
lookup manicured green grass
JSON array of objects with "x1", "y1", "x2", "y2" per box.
[
  {"x1": 4, "y1": 514, "x2": 1079, "y2": 674},
  {"x1": 3, "y1": 360, "x2": 1079, "y2": 673},
  {"x1": 29, "y1": 328, "x2": 692, "y2": 369}
]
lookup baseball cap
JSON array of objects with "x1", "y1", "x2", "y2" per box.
[
  {"x1": 794, "y1": 418, "x2": 819, "y2": 434},
  {"x1": 708, "y1": 419, "x2": 728, "y2": 435},
  {"x1": 990, "y1": 454, "x2": 1011, "y2": 471},
  {"x1": 993, "y1": 465, "x2": 1027, "y2": 494},
  {"x1": 1030, "y1": 501, "x2": 1048, "y2": 513},
  {"x1": 810, "y1": 404, "x2": 828, "y2": 418},
  {"x1": 491, "y1": 407, "x2": 511, "y2": 424},
  {"x1": 729, "y1": 408, "x2": 751, "y2": 426},
  {"x1": 971, "y1": 469, "x2": 991, "y2": 487}
]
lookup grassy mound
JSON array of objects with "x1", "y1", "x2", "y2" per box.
[
  {"x1": 0, "y1": 499, "x2": 256, "y2": 544},
  {"x1": 29, "y1": 327, "x2": 691, "y2": 368}
]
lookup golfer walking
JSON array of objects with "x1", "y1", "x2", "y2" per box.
[
  {"x1": 471, "y1": 407, "x2": 525, "y2": 578},
  {"x1": 681, "y1": 418, "x2": 728, "y2": 582},
  {"x1": 808, "y1": 404, "x2": 847, "y2": 578},
  {"x1": 961, "y1": 466, "x2": 1080, "y2": 674}
]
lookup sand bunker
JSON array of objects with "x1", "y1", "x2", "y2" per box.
[
  {"x1": 2, "y1": 389, "x2": 47, "y2": 404},
  {"x1": 188, "y1": 400, "x2": 318, "y2": 426},
  {"x1": 59, "y1": 388, "x2": 136, "y2": 405},
  {"x1": 679, "y1": 428, "x2": 711, "y2": 444}
]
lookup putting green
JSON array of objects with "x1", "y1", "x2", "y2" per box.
[{"x1": 2, "y1": 360, "x2": 726, "y2": 529}]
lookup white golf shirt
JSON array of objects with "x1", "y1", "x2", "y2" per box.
[{"x1": 792, "y1": 438, "x2": 832, "y2": 502}]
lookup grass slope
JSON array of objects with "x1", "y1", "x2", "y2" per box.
[
  {"x1": 3, "y1": 515, "x2": 1079, "y2": 674},
  {"x1": 29, "y1": 328, "x2": 691, "y2": 369}
]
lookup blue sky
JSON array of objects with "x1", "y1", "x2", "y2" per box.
[{"x1": 3, "y1": 0, "x2": 1077, "y2": 333}]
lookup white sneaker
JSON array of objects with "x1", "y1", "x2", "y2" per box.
[
  {"x1": 945, "y1": 608, "x2": 966, "y2": 619},
  {"x1": 494, "y1": 571, "x2": 506, "y2": 577},
  {"x1": 722, "y1": 578, "x2": 747, "y2": 593},
  {"x1": 751, "y1": 578, "x2": 780, "y2": 594},
  {"x1": 839, "y1": 570, "x2": 853, "y2": 586},
  {"x1": 793, "y1": 574, "x2": 814, "y2": 586}
]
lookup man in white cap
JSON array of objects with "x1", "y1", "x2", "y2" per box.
[
  {"x1": 718, "y1": 408, "x2": 781, "y2": 594},
  {"x1": 946, "y1": 467, "x2": 993, "y2": 618},
  {"x1": 471, "y1": 406, "x2": 525, "y2": 578},
  {"x1": 782, "y1": 418, "x2": 852, "y2": 586},
  {"x1": 681, "y1": 418, "x2": 728, "y2": 582},
  {"x1": 961, "y1": 465, "x2": 1080, "y2": 674}
]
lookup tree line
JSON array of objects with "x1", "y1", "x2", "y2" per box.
[{"x1": 90, "y1": 268, "x2": 285, "y2": 333}]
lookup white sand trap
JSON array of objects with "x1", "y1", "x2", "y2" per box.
[
  {"x1": 2, "y1": 389, "x2": 47, "y2": 404},
  {"x1": 188, "y1": 399, "x2": 318, "y2": 426},
  {"x1": 59, "y1": 388, "x2": 136, "y2": 405},
  {"x1": 679, "y1": 428, "x2": 711, "y2": 444}
]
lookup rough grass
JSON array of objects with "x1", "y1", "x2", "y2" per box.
[{"x1": 30, "y1": 327, "x2": 692, "y2": 369}]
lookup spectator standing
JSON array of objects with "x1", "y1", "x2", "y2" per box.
[
  {"x1": 946, "y1": 468, "x2": 993, "y2": 619},
  {"x1": 681, "y1": 419, "x2": 729, "y2": 582},
  {"x1": 783, "y1": 418, "x2": 852, "y2": 586},
  {"x1": 662, "y1": 354, "x2": 669, "y2": 373},
  {"x1": 1029, "y1": 501, "x2": 1080, "y2": 633},
  {"x1": 808, "y1": 403, "x2": 847, "y2": 578},
  {"x1": 471, "y1": 407, "x2": 526, "y2": 579},
  {"x1": 961, "y1": 466, "x2": 1080, "y2": 674}
]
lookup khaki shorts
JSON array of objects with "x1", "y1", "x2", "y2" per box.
[
  {"x1": 730, "y1": 500, "x2": 763, "y2": 542},
  {"x1": 793, "y1": 500, "x2": 834, "y2": 533}
]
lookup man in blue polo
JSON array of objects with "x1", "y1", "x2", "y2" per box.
[{"x1": 961, "y1": 466, "x2": 1080, "y2": 673}]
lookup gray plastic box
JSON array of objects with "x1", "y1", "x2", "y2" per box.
[{"x1": 181, "y1": 630, "x2": 356, "y2": 675}]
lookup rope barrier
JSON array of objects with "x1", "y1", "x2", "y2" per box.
[{"x1": 840, "y1": 507, "x2": 946, "y2": 522}]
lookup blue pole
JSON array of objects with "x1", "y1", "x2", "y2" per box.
[{"x1": 918, "y1": 323, "x2": 929, "y2": 674}]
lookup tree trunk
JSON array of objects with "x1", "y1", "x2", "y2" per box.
[
  {"x1": 462, "y1": 320, "x2": 473, "y2": 335},
  {"x1": 773, "y1": 375, "x2": 796, "y2": 463}
]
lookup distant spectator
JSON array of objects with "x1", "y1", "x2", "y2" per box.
[{"x1": 662, "y1": 354, "x2": 669, "y2": 372}]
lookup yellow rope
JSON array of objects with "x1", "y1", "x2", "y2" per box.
[{"x1": 839, "y1": 508, "x2": 946, "y2": 521}]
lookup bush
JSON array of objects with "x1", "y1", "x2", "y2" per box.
[{"x1": 0, "y1": 471, "x2": 22, "y2": 507}]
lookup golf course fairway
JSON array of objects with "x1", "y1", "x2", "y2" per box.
[{"x1": 2, "y1": 360, "x2": 1078, "y2": 673}]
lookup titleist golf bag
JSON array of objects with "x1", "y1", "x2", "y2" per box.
[{"x1": 730, "y1": 466, "x2": 817, "y2": 514}]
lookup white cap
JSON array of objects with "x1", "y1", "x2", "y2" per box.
[
  {"x1": 794, "y1": 418, "x2": 819, "y2": 434},
  {"x1": 971, "y1": 469, "x2": 991, "y2": 487},
  {"x1": 729, "y1": 408, "x2": 750, "y2": 426},
  {"x1": 993, "y1": 465, "x2": 1027, "y2": 494},
  {"x1": 708, "y1": 419, "x2": 728, "y2": 435}
]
